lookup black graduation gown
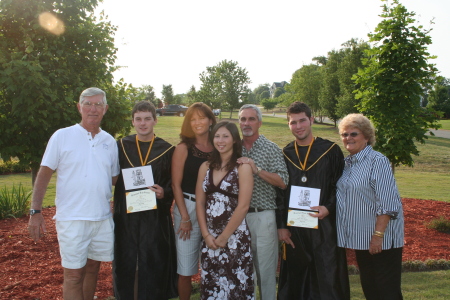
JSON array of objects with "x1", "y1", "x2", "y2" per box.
[
  {"x1": 113, "y1": 135, "x2": 178, "y2": 299},
  {"x1": 276, "y1": 137, "x2": 350, "y2": 300}
]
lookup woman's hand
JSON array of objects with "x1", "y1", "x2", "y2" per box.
[
  {"x1": 177, "y1": 219, "x2": 192, "y2": 240},
  {"x1": 205, "y1": 234, "x2": 219, "y2": 250},
  {"x1": 215, "y1": 234, "x2": 229, "y2": 248},
  {"x1": 369, "y1": 235, "x2": 383, "y2": 255}
]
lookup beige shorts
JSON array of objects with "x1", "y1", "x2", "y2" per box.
[{"x1": 56, "y1": 218, "x2": 114, "y2": 269}]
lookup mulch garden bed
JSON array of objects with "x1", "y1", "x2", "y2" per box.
[{"x1": 1, "y1": 198, "x2": 449, "y2": 299}]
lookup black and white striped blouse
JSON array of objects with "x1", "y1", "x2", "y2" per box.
[{"x1": 336, "y1": 145, "x2": 404, "y2": 250}]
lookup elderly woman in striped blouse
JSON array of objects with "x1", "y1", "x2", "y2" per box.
[{"x1": 336, "y1": 113, "x2": 404, "y2": 300}]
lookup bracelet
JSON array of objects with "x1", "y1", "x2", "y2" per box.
[
  {"x1": 203, "y1": 234, "x2": 211, "y2": 239},
  {"x1": 180, "y1": 219, "x2": 191, "y2": 223},
  {"x1": 373, "y1": 231, "x2": 384, "y2": 238}
]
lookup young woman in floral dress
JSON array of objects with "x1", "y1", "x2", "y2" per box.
[{"x1": 196, "y1": 121, "x2": 255, "y2": 300}]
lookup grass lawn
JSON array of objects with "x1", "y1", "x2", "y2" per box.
[
  {"x1": 173, "y1": 270, "x2": 450, "y2": 299},
  {"x1": 438, "y1": 119, "x2": 450, "y2": 131},
  {"x1": 1, "y1": 114, "x2": 449, "y2": 205}
]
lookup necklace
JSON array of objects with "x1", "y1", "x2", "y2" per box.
[
  {"x1": 136, "y1": 134, "x2": 155, "y2": 166},
  {"x1": 294, "y1": 137, "x2": 314, "y2": 182}
]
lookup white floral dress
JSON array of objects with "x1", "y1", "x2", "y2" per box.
[{"x1": 200, "y1": 167, "x2": 254, "y2": 300}]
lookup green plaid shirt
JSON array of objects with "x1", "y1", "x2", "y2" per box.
[{"x1": 242, "y1": 135, "x2": 289, "y2": 210}]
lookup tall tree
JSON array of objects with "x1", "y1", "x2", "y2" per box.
[
  {"x1": 336, "y1": 39, "x2": 370, "y2": 116},
  {"x1": 0, "y1": 0, "x2": 129, "y2": 183},
  {"x1": 319, "y1": 49, "x2": 344, "y2": 126},
  {"x1": 186, "y1": 85, "x2": 197, "y2": 106},
  {"x1": 287, "y1": 64, "x2": 323, "y2": 117},
  {"x1": 354, "y1": 0, "x2": 441, "y2": 168},
  {"x1": 141, "y1": 84, "x2": 156, "y2": 105},
  {"x1": 199, "y1": 60, "x2": 251, "y2": 117},
  {"x1": 161, "y1": 84, "x2": 174, "y2": 105}
]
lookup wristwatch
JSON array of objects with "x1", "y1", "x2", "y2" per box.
[
  {"x1": 29, "y1": 209, "x2": 41, "y2": 216},
  {"x1": 256, "y1": 167, "x2": 262, "y2": 176}
]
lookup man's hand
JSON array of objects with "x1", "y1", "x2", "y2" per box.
[
  {"x1": 148, "y1": 184, "x2": 164, "y2": 199},
  {"x1": 278, "y1": 228, "x2": 295, "y2": 248},
  {"x1": 28, "y1": 214, "x2": 47, "y2": 242},
  {"x1": 309, "y1": 205, "x2": 329, "y2": 220},
  {"x1": 236, "y1": 157, "x2": 257, "y2": 174}
]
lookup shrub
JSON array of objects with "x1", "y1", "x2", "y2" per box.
[
  {"x1": 0, "y1": 184, "x2": 32, "y2": 219},
  {"x1": 0, "y1": 159, "x2": 30, "y2": 174},
  {"x1": 425, "y1": 216, "x2": 450, "y2": 233}
]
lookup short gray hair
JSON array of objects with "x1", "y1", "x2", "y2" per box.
[
  {"x1": 79, "y1": 87, "x2": 107, "y2": 105},
  {"x1": 238, "y1": 104, "x2": 262, "y2": 122},
  {"x1": 339, "y1": 113, "x2": 376, "y2": 146}
]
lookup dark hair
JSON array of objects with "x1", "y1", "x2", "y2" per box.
[
  {"x1": 209, "y1": 121, "x2": 242, "y2": 171},
  {"x1": 180, "y1": 102, "x2": 216, "y2": 146},
  {"x1": 286, "y1": 101, "x2": 312, "y2": 120},
  {"x1": 132, "y1": 101, "x2": 156, "y2": 119}
]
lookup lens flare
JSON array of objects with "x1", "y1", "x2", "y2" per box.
[{"x1": 38, "y1": 12, "x2": 65, "y2": 35}]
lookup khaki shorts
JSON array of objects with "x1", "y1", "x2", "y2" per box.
[{"x1": 56, "y1": 218, "x2": 114, "y2": 269}]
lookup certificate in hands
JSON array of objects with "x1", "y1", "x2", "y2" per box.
[
  {"x1": 122, "y1": 165, "x2": 157, "y2": 213},
  {"x1": 287, "y1": 185, "x2": 321, "y2": 229},
  {"x1": 287, "y1": 210, "x2": 318, "y2": 229},
  {"x1": 126, "y1": 189, "x2": 157, "y2": 213},
  {"x1": 122, "y1": 165, "x2": 154, "y2": 190}
]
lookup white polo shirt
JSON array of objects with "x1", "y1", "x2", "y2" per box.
[{"x1": 41, "y1": 124, "x2": 119, "y2": 221}]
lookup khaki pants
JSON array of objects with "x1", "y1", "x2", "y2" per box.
[{"x1": 246, "y1": 209, "x2": 278, "y2": 300}]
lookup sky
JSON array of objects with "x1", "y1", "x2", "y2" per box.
[{"x1": 95, "y1": 0, "x2": 450, "y2": 97}]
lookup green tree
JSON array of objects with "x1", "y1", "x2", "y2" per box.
[
  {"x1": 427, "y1": 78, "x2": 450, "y2": 118},
  {"x1": 273, "y1": 87, "x2": 286, "y2": 98},
  {"x1": 173, "y1": 94, "x2": 186, "y2": 105},
  {"x1": 141, "y1": 85, "x2": 156, "y2": 105},
  {"x1": 259, "y1": 90, "x2": 270, "y2": 101},
  {"x1": 253, "y1": 83, "x2": 270, "y2": 103},
  {"x1": 354, "y1": 0, "x2": 441, "y2": 168},
  {"x1": 186, "y1": 85, "x2": 197, "y2": 106},
  {"x1": 260, "y1": 98, "x2": 278, "y2": 111},
  {"x1": 199, "y1": 60, "x2": 251, "y2": 118},
  {"x1": 319, "y1": 49, "x2": 343, "y2": 126},
  {"x1": 287, "y1": 64, "x2": 323, "y2": 117},
  {"x1": 0, "y1": 0, "x2": 129, "y2": 183},
  {"x1": 161, "y1": 84, "x2": 174, "y2": 105},
  {"x1": 336, "y1": 39, "x2": 370, "y2": 116}
]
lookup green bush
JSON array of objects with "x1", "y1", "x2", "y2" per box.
[
  {"x1": 402, "y1": 259, "x2": 450, "y2": 272},
  {"x1": 0, "y1": 159, "x2": 30, "y2": 174},
  {"x1": 0, "y1": 184, "x2": 32, "y2": 219},
  {"x1": 425, "y1": 216, "x2": 450, "y2": 233}
]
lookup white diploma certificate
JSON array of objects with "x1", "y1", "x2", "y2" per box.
[
  {"x1": 287, "y1": 209, "x2": 318, "y2": 229},
  {"x1": 126, "y1": 189, "x2": 157, "y2": 213},
  {"x1": 288, "y1": 186, "x2": 321, "y2": 210},
  {"x1": 122, "y1": 165, "x2": 154, "y2": 190}
]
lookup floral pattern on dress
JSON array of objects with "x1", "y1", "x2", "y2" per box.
[{"x1": 200, "y1": 167, "x2": 254, "y2": 300}]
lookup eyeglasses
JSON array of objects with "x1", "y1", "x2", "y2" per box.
[
  {"x1": 82, "y1": 101, "x2": 105, "y2": 109},
  {"x1": 340, "y1": 132, "x2": 359, "y2": 138}
]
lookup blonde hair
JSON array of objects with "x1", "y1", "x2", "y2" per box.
[{"x1": 339, "y1": 113, "x2": 376, "y2": 146}]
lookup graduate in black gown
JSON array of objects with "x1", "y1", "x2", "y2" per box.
[
  {"x1": 113, "y1": 101, "x2": 177, "y2": 300},
  {"x1": 277, "y1": 102, "x2": 350, "y2": 300}
]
